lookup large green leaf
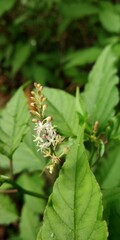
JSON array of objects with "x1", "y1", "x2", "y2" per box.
[
  {"x1": 12, "y1": 124, "x2": 46, "y2": 173},
  {"x1": 0, "y1": 87, "x2": 30, "y2": 157},
  {"x1": 0, "y1": 194, "x2": 18, "y2": 224},
  {"x1": 43, "y1": 88, "x2": 79, "y2": 137},
  {"x1": 95, "y1": 143, "x2": 120, "y2": 189},
  {"x1": 37, "y1": 131, "x2": 107, "y2": 240},
  {"x1": 82, "y1": 45, "x2": 119, "y2": 129},
  {"x1": 0, "y1": 125, "x2": 46, "y2": 173}
]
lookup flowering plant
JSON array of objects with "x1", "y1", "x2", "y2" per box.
[
  {"x1": 0, "y1": 46, "x2": 119, "y2": 240},
  {"x1": 30, "y1": 83, "x2": 64, "y2": 173}
]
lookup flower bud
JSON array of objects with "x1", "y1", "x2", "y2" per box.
[
  {"x1": 30, "y1": 96, "x2": 35, "y2": 101},
  {"x1": 38, "y1": 86, "x2": 43, "y2": 93},
  {"x1": 31, "y1": 91, "x2": 35, "y2": 96},
  {"x1": 32, "y1": 119, "x2": 38, "y2": 123},
  {"x1": 46, "y1": 116, "x2": 52, "y2": 122},
  {"x1": 43, "y1": 104, "x2": 47, "y2": 111},
  {"x1": 30, "y1": 102, "x2": 35, "y2": 107},
  {"x1": 30, "y1": 110, "x2": 40, "y2": 118}
]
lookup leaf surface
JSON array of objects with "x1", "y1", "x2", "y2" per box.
[
  {"x1": 95, "y1": 143, "x2": 120, "y2": 188},
  {"x1": 37, "y1": 132, "x2": 107, "y2": 240},
  {"x1": 43, "y1": 88, "x2": 79, "y2": 137},
  {"x1": 12, "y1": 124, "x2": 46, "y2": 173},
  {"x1": 82, "y1": 45, "x2": 119, "y2": 129},
  {"x1": 99, "y1": 2, "x2": 120, "y2": 33},
  {"x1": 20, "y1": 205, "x2": 39, "y2": 240},
  {"x1": 0, "y1": 87, "x2": 30, "y2": 157},
  {"x1": 64, "y1": 47, "x2": 101, "y2": 68},
  {"x1": 17, "y1": 173, "x2": 46, "y2": 214},
  {"x1": 0, "y1": 194, "x2": 18, "y2": 224}
]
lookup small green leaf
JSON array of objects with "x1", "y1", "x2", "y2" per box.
[
  {"x1": 0, "y1": 0, "x2": 15, "y2": 16},
  {"x1": 0, "y1": 194, "x2": 18, "y2": 224},
  {"x1": 43, "y1": 87, "x2": 79, "y2": 137},
  {"x1": 37, "y1": 130, "x2": 107, "y2": 240},
  {"x1": 12, "y1": 43, "x2": 32, "y2": 75},
  {"x1": 99, "y1": 2, "x2": 120, "y2": 33},
  {"x1": 0, "y1": 87, "x2": 30, "y2": 157},
  {"x1": 64, "y1": 47, "x2": 101, "y2": 69},
  {"x1": 82, "y1": 45, "x2": 119, "y2": 129}
]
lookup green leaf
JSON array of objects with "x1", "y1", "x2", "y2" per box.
[
  {"x1": 37, "y1": 131, "x2": 107, "y2": 240},
  {"x1": 0, "y1": 87, "x2": 30, "y2": 157},
  {"x1": 20, "y1": 205, "x2": 39, "y2": 240},
  {"x1": 43, "y1": 88, "x2": 79, "y2": 137},
  {"x1": 95, "y1": 143, "x2": 120, "y2": 189},
  {"x1": 103, "y1": 187, "x2": 120, "y2": 210},
  {"x1": 0, "y1": 0, "x2": 15, "y2": 16},
  {"x1": 60, "y1": 3, "x2": 98, "y2": 20},
  {"x1": 109, "y1": 113, "x2": 120, "y2": 141},
  {"x1": 64, "y1": 47, "x2": 101, "y2": 69},
  {"x1": 17, "y1": 173, "x2": 46, "y2": 214},
  {"x1": 82, "y1": 45, "x2": 119, "y2": 129},
  {"x1": 109, "y1": 201, "x2": 120, "y2": 240},
  {"x1": 107, "y1": 199, "x2": 120, "y2": 240},
  {"x1": 102, "y1": 188, "x2": 120, "y2": 238},
  {"x1": 12, "y1": 124, "x2": 46, "y2": 174},
  {"x1": 99, "y1": 2, "x2": 120, "y2": 33},
  {"x1": 32, "y1": 64, "x2": 49, "y2": 84},
  {"x1": 0, "y1": 194, "x2": 18, "y2": 224},
  {"x1": 12, "y1": 43, "x2": 32, "y2": 75}
]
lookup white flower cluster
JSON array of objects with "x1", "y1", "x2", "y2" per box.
[
  {"x1": 33, "y1": 117, "x2": 58, "y2": 152},
  {"x1": 30, "y1": 82, "x2": 65, "y2": 174}
]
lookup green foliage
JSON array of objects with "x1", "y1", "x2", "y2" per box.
[
  {"x1": 20, "y1": 205, "x2": 39, "y2": 240},
  {"x1": 0, "y1": 0, "x2": 15, "y2": 17},
  {"x1": 64, "y1": 47, "x2": 101, "y2": 69},
  {"x1": 12, "y1": 43, "x2": 32, "y2": 75},
  {"x1": 82, "y1": 46, "x2": 119, "y2": 129},
  {"x1": 18, "y1": 173, "x2": 46, "y2": 240},
  {"x1": 43, "y1": 87, "x2": 79, "y2": 136},
  {"x1": 0, "y1": 194, "x2": 18, "y2": 224},
  {"x1": 17, "y1": 173, "x2": 46, "y2": 214},
  {"x1": 0, "y1": 1, "x2": 120, "y2": 238},
  {"x1": 0, "y1": 87, "x2": 30, "y2": 157},
  {"x1": 0, "y1": 0, "x2": 119, "y2": 88},
  {"x1": 99, "y1": 2, "x2": 120, "y2": 33},
  {"x1": 12, "y1": 124, "x2": 46, "y2": 174},
  {"x1": 37, "y1": 133, "x2": 107, "y2": 240},
  {"x1": 95, "y1": 143, "x2": 120, "y2": 189}
]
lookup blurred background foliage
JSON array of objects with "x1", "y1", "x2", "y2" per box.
[{"x1": 0, "y1": 0, "x2": 120, "y2": 107}]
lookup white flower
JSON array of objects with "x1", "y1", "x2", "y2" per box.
[{"x1": 33, "y1": 118, "x2": 58, "y2": 152}]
